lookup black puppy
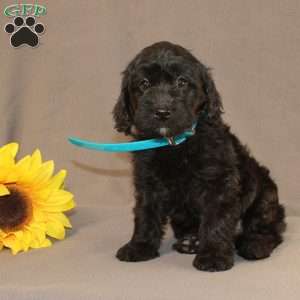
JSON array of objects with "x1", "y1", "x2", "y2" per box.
[{"x1": 113, "y1": 41, "x2": 285, "y2": 272}]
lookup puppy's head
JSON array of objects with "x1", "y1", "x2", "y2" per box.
[{"x1": 113, "y1": 41, "x2": 223, "y2": 138}]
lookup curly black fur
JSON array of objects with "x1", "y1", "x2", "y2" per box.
[{"x1": 113, "y1": 41, "x2": 286, "y2": 272}]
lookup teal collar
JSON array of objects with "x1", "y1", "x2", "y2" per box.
[{"x1": 68, "y1": 123, "x2": 197, "y2": 153}]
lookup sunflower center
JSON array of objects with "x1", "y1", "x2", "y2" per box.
[{"x1": 0, "y1": 184, "x2": 33, "y2": 231}]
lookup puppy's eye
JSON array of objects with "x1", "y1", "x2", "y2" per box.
[
  {"x1": 139, "y1": 78, "x2": 151, "y2": 91},
  {"x1": 177, "y1": 76, "x2": 188, "y2": 88}
]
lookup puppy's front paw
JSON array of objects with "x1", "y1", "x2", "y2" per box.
[
  {"x1": 116, "y1": 242, "x2": 159, "y2": 262},
  {"x1": 193, "y1": 254, "x2": 234, "y2": 272}
]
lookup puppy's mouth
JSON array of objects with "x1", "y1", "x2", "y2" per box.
[
  {"x1": 158, "y1": 127, "x2": 170, "y2": 137},
  {"x1": 157, "y1": 124, "x2": 194, "y2": 138},
  {"x1": 134, "y1": 115, "x2": 196, "y2": 139}
]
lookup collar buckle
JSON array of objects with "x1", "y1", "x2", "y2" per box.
[{"x1": 167, "y1": 137, "x2": 177, "y2": 146}]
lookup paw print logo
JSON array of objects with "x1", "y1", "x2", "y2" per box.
[{"x1": 4, "y1": 16, "x2": 45, "y2": 48}]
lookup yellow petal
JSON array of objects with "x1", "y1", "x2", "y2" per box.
[
  {"x1": 15, "y1": 155, "x2": 32, "y2": 181},
  {"x1": 46, "y1": 170, "x2": 67, "y2": 190},
  {"x1": 0, "y1": 143, "x2": 19, "y2": 157},
  {"x1": 3, "y1": 234, "x2": 22, "y2": 255},
  {"x1": 14, "y1": 151, "x2": 42, "y2": 183},
  {"x1": 40, "y1": 238, "x2": 52, "y2": 248},
  {"x1": 29, "y1": 237, "x2": 40, "y2": 248},
  {"x1": 0, "y1": 143, "x2": 18, "y2": 169},
  {"x1": 33, "y1": 187, "x2": 53, "y2": 202},
  {"x1": 0, "y1": 150, "x2": 14, "y2": 168},
  {"x1": 45, "y1": 220, "x2": 66, "y2": 240},
  {"x1": 21, "y1": 230, "x2": 32, "y2": 251},
  {"x1": 48, "y1": 212, "x2": 72, "y2": 228},
  {"x1": 33, "y1": 161, "x2": 54, "y2": 186},
  {"x1": 37, "y1": 190, "x2": 75, "y2": 212},
  {"x1": 1, "y1": 167, "x2": 18, "y2": 183},
  {"x1": 25, "y1": 225, "x2": 48, "y2": 249},
  {"x1": 0, "y1": 184, "x2": 10, "y2": 196},
  {"x1": 48, "y1": 190, "x2": 74, "y2": 205},
  {"x1": 29, "y1": 149, "x2": 42, "y2": 174},
  {"x1": 32, "y1": 209, "x2": 46, "y2": 222},
  {"x1": 26, "y1": 223, "x2": 46, "y2": 243},
  {"x1": 41, "y1": 198, "x2": 75, "y2": 212},
  {"x1": 0, "y1": 167, "x2": 9, "y2": 182}
]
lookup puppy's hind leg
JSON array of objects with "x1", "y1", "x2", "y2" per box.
[{"x1": 236, "y1": 170, "x2": 286, "y2": 260}]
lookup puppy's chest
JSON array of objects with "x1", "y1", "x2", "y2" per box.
[
  {"x1": 150, "y1": 150, "x2": 195, "y2": 185},
  {"x1": 150, "y1": 153, "x2": 203, "y2": 210},
  {"x1": 134, "y1": 146, "x2": 204, "y2": 189},
  {"x1": 134, "y1": 150, "x2": 207, "y2": 211}
]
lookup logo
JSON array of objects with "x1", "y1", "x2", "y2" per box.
[{"x1": 3, "y1": 3, "x2": 46, "y2": 48}]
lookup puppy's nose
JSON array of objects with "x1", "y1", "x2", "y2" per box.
[{"x1": 154, "y1": 109, "x2": 171, "y2": 121}]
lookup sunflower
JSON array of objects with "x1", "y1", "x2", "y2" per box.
[{"x1": 0, "y1": 143, "x2": 75, "y2": 254}]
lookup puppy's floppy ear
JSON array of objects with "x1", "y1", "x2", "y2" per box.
[
  {"x1": 112, "y1": 69, "x2": 133, "y2": 135},
  {"x1": 201, "y1": 66, "x2": 223, "y2": 120}
]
